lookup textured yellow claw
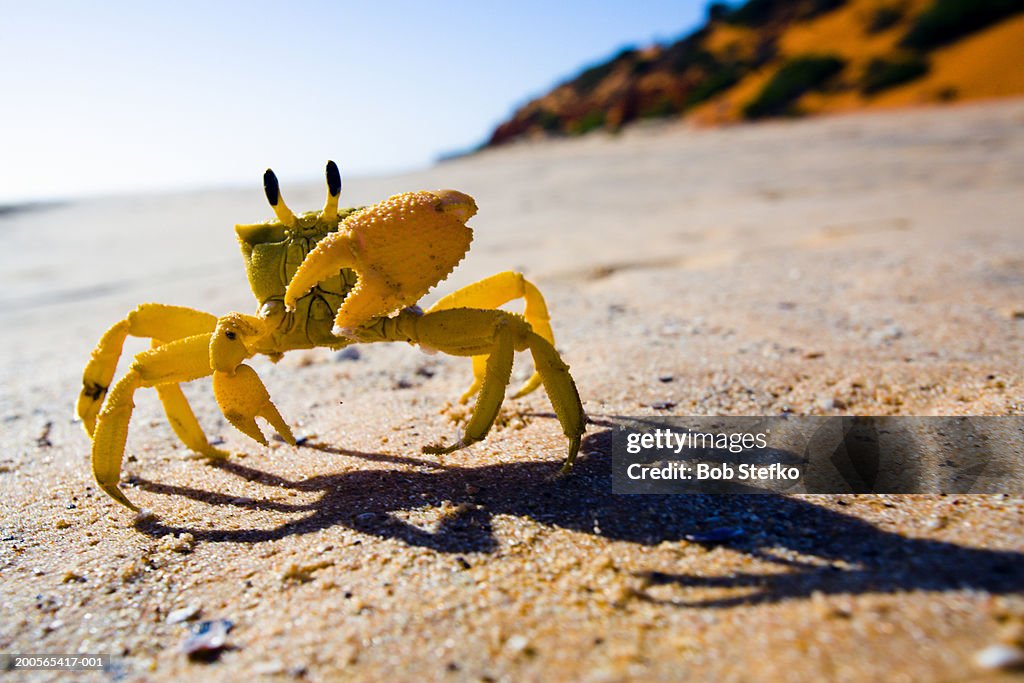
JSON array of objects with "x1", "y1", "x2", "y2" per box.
[
  {"x1": 212, "y1": 365, "x2": 295, "y2": 447},
  {"x1": 284, "y1": 190, "x2": 476, "y2": 335}
]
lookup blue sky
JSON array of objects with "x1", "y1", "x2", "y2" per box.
[{"x1": 0, "y1": 1, "x2": 707, "y2": 203}]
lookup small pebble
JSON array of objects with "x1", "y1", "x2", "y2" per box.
[
  {"x1": 281, "y1": 560, "x2": 333, "y2": 583},
  {"x1": 974, "y1": 644, "x2": 1024, "y2": 670},
  {"x1": 334, "y1": 347, "x2": 361, "y2": 361},
  {"x1": 133, "y1": 509, "x2": 158, "y2": 525},
  {"x1": 167, "y1": 604, "x2": 202, "y2": 624},
  {"x1": 36, "y1": 421, "x2": 54, "y2": 448},
  {"x1": 253, "y1": 659, "x2": 285, "y2": 675},
  {"x1": 181, "y1": 619, "x2": 233, "y2": 658},
  {"x1": 870, "y1": 325, "x2": 904, "y2": 343},
  {"x1": 61, "y1": 570, "x2": 85, "y2": 583},
  {"x1": 504, "y1": 635, "x2": 531, "y2": 655},
  {"x1": 650, "y1": 401, "x2": 676, "y2": 410},
  {"x1": 158, "y1": 533, "x2": 195, "y2": 554}
]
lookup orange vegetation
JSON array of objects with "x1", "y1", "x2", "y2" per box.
[{"x1": 487, "y1": 0, "x2": 1024, "y2": 145}]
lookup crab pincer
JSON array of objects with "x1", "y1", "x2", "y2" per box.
[
  {"x1": 212, "y1": 365, "x2": 295, "y2": 447},
  {"x1": 284, "y1": 190, "x2": 476, "y2": 335}
]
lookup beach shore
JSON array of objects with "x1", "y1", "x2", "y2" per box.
[{"x1": 1, "y1": 99, "x2": 1022, "y2": 681}]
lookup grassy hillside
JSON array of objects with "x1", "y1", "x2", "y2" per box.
[{"x1": 486, "y1": 0, "x2": 1024, "y2": 146}]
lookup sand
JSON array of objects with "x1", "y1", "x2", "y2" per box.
[{"x1": 1, "y1": 99, "x2": 1023, "y2": 681}]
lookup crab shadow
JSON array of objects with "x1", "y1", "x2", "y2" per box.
[{"x1": 133, "y1": 426, "x2": 1024, "y2": 608}]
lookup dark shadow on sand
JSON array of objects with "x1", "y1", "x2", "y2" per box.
[{"x1": 132, "y1": 426, "x2": 1024, "y2": 607}]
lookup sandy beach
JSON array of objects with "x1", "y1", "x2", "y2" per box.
[{"x1": 1, "y1": 99, "x2": 1023, "y2": 681}]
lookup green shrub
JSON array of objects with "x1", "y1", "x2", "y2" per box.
[
  {"x1": 573, "y1": 62, "x2": 616, "y2": 96},
  {"x1": 708, "y1": 2, "x2": 732, "y2": 22},
  {"x1": 665, "y1": 41, "x2": 719, "y2": 75},
  {"x1": 860, "y1": 55, "x2": 929, "y2": 94},
  {"x1": 534, "y1": 108, "x2": 562, "y2": 133},
  {"x1": 901, "y1": 0, "x2": 1022, "y2": 50},
  {"x1": 686, "y1": 64, "x2": 744, "y2": 107},
  {"x1": 571, "y1": 47, "x2": 639, "y2": 95},
  {"x1": 725, "y1": 0, "x2": 785, "y2": 26},
  {"x1": 867, "y1": 5, "x2": 905, "y2": 34},
  {"x1": 796, "y1": 0, "x2": 847, "y2": 20},
  {"x1": 742, "y1": 55, "x2": 846, "y2": 118},
  {"x1": 630, "y1": 57, "x2": 655, "y2": 77},
  {"x1": 721, "y1": 0, "x2": 847, "y2": 26},
  {"x1": 641, "y1": 97, "x2": 679, "y2": 119},
  {"x1": 570, "y1": 110, "x2": 606, "y2": 135}
]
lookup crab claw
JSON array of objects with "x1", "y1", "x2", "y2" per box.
[
  {"x1": 284, "y1": 190, "x2": 476, "y2": 335},
  {"x1": 212, "y1": 364, "x2": 295, "y2": 446}
]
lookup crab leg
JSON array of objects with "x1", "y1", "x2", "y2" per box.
[
  {"x1": 523, "y1": 329, "x2": 586, "y2": 472},
  {"x1": 92, "y1": 310, "x2": 296, "y2": 510},
  {"x1": 208, "y1": 313, "x2": 296, "y2": 447},
  {"x1": 78, "y1": 320, "x2": 131, "y2": 435},
  {"x1": 78, "y1": 304, "x2": 225, "y2": 458},
  {"x1": 153, "y1": 382, "x2": 229, "y2": 459},
  {"x1": 427, "y1": 271, "x2": 556, "y2": 401},
  {"x1": 92, "y1": 333, "x2": 216, "y2": 510},
  {"x1": 422, "y1": 325, "x2": 515, "y2": 454},
  {"x1": 390, "y1": 308, "x2": 585, "y2": 470}
]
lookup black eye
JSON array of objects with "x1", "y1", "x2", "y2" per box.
[{"x1": 225, "y1": 331, "x2": 237, "y2": 340}]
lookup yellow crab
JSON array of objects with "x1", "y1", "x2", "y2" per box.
[{"x1": 77, "y1": 162, "x2": 586, "y2": 512}]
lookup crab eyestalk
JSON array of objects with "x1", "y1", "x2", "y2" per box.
[
  {"x1": 264, "y1": 168, "x2": 297, "y2": 227},
  {"x1": 322, "y1": 160, "x2": 341, "y2": 223}
]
